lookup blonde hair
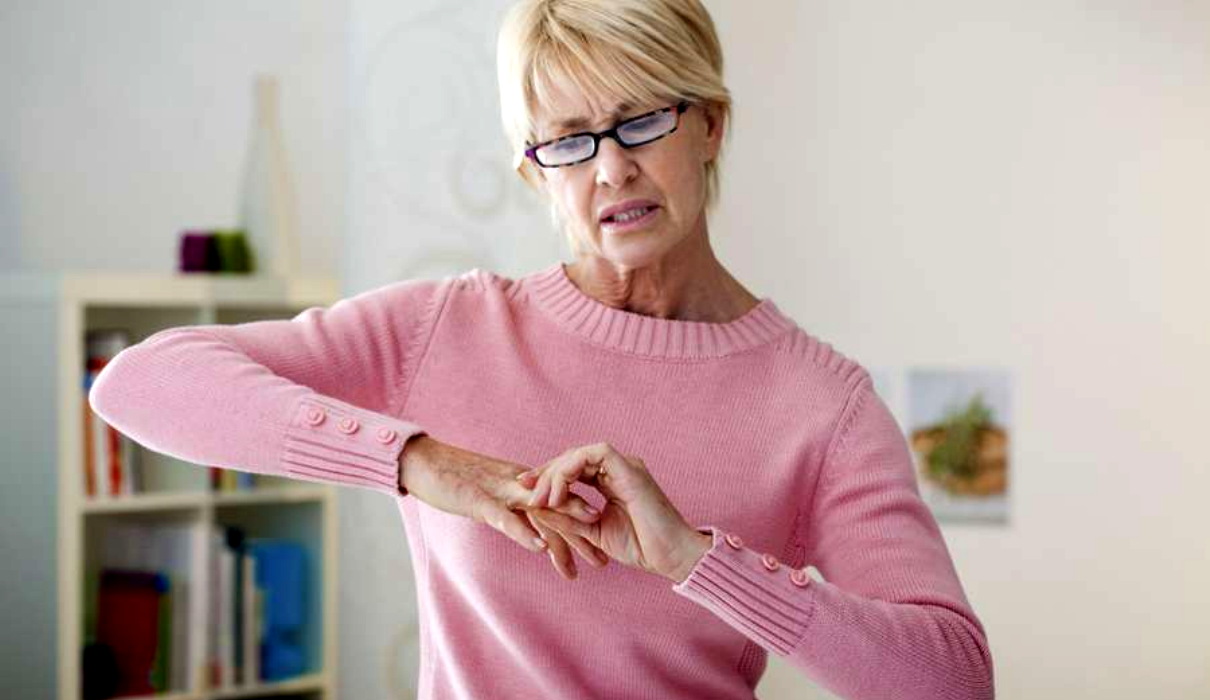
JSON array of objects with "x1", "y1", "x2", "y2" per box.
[{"x1": 496, "y1": 0, "x2": 732, "y2": 217}]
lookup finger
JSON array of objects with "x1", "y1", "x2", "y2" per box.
[
  {"x1": 526, "y1": 511, "x2": 578, "y2": 580},
  {"x1": 550, "y1": 466, "x2": 573, "y2": 509},
  {"x1": 555, "y1": 494, "x2": 601, "y2": 524},
  {"x1": 528, "y1": 467, "x2": 556, "y2": 508},
  {"x1": 531, "y1": 510, "x2": 607, "y2": 569},
  {"x1": 510, "y1": 472, "x2": 599, "y2": 523},
  {"x1": 501, "y1": 473, "x2": 554, "y2": 512},
  {"x1": 567, "y1": 533, "x2": 608, "y2": 568},
  {"x1": 559, "y1": 455, "x2": 608, "y2": 508},
  {"x1": 480, "y1": 500, "x2": 547, "y2": 553},
  {"x1": 537, "y1": 453, "x2": 599, "y2": 509},
  {"x1": 540, "y1": 444, "x2": 620, "y2": 507},
  {"x1": 547, "y1": 499, "x2": 607, "y2": 563}
]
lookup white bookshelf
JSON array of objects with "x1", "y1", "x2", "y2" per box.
[{"x1": 0, "y1": 271, "x2": 342, "y2": 700}]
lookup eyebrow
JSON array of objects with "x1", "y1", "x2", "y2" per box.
[{"x1": 549, "y1": 102, "x2": 635, "y2": 132}]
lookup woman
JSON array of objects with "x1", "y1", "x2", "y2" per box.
[{"x1": 90, "y1": 0, "x2": 995, "y2": 698}]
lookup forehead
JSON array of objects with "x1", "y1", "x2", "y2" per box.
[{"x1": 531, "y1": 70, "x2": 638, "y2": 137}]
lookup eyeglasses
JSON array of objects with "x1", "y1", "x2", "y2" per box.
[{"x1": 525, "y1": 101, "x2": 691, "y2": 168}]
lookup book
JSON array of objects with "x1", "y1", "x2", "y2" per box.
[
  {"x1": 255, "y1": 541, "x2": 307, "y2": 681},
  {"x1": 83, "y1": 329, "x2": 142, "y2": 499},
  {"x1": 220, "y1": 543, "x2": 235, "y2": 688},
  {"x1": 95, "y1": 569, "x2": 168, "y2": 696},
  {"x1": 92, "y1": 522, "x2": 197, "y2": 692},
  {"x1": 208, "y1": 527, "x2": 239, "y2": 690},
  {"x1": 242, "y1": 550, "x2": 261, "y2": 684}
]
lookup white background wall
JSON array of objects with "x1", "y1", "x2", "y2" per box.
[
  {"x1": 3, "y1": 1, "x2": 1207, "y2": 698},
  {"x1": 0, "y1": 0, "x2": 349, "y2": 275}
]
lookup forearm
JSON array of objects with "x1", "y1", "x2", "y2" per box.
[
  {"x1": 89, "y1": 328, "x2": 424, "y2": 498},
  {"x1": 672, "y1": 526, "x2": 994, "y2": 700},
  {"x1": 783, "y1": 576, "x2": 993, "y2": 699}
]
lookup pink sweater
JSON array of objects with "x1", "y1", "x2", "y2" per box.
[{"x1": 89, "y1": 262, "x2": 994, "y2": 699}]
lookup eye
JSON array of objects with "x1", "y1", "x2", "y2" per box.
[
  {"x1": 548, "y1": 136, "x2": 590, "y2": 154},
  {"x1": 618, "y1": 111, "x2": 674, "y2": 142}
]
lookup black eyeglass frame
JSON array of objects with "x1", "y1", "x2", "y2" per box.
[{"x1": 524, "y1": 100, "x2": 692, "y2": 169}]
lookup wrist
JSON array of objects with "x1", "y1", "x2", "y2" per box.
[
  {"x1": 665, "y1": 528, "x2": 712, "y2": 584},
  {"x1": 398, "y1": 433, "x2": 434, "y2": 495}
]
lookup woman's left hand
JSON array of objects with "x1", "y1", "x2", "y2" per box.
[{"x1": 516, "y1": 442, "x2": 711, "y2": 583}]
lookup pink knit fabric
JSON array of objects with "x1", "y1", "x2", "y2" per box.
[{"x1": 89, "y1": 262, "x2": 994, "y2": 699}]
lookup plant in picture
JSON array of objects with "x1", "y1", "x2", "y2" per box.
[{"x1": 910, "y1": 392, "x2": 1008, "y2": 497}]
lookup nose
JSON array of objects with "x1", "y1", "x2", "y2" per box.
[{"x1": 594, "y1": 137, "x2": 638, "y2": 188}]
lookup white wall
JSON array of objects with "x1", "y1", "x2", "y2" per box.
[
  {"x1": 4, "y1": 0, "x2": 1207, "y2": 697},
  {"x1": 710, "y1": 2, "x2": 1210, "y2": 697},
  {"x1": 0, "y1": 0, "x2": 349, "y2": 275}
]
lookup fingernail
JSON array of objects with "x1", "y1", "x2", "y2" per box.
[
  {"x1": 584, "y1": 506, "x2": 599, "y2": 517},
  {"x1": 515, "y1": 471, "x2": 530, "y2": 480},
  {"x1": 533, "y1": 537, "x2": 547, "y2": 550}
]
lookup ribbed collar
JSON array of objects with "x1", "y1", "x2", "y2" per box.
[{"x1": 524, "y1": 262, "x2": 796, "y2": 360}]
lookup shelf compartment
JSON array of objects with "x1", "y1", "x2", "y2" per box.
[
  {"x1": 207, "y1": 672, "x2": 325, "y2": 699},
  {"x1": 214, "y1": 501, "x2": 327, "y2": 685}
]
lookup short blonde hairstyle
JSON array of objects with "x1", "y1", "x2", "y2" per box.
[{"x1": 496, "y1": 0, "x2": 732, "y2": 214}]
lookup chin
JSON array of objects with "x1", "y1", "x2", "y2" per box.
[{"x1": 595, "y1": 240, "x2": 675, "y2": 269}]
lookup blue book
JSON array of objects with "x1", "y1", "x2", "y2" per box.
[{"x1": 250, "y1": 541, "x2": 307, "y2": 680}]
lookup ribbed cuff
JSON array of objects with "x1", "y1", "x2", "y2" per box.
[
  {"x1": 671, "y1": 526, "x2": 818, "y2": 656},
  {"x1": 280, "y1": 395, "x2": 426, "y2": 500}
]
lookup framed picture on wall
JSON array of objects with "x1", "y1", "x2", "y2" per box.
[{"x1": 904, "y1": 368, "x2": 1012, "y2": 524}]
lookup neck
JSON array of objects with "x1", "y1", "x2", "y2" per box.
[{"x1": 565, "y1": 225, "x2": 759, "y2": 324}]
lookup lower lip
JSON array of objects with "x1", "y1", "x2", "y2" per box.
[{"x1": 600, "y1": 207, "x2": 659, "y2": 234}]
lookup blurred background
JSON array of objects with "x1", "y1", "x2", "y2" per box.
[{"x1": 2, "y1": 0, "x2": 1207, "y2": 698}]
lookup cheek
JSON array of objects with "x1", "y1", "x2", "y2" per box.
[
  {"x1": 548, "y1": 180, "x2": 593, "y2": 227},
  {"x1": 658, "y1": 157, "x2": 705, "y2": 211}
]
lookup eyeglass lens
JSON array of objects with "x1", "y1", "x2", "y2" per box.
[{"x1": 535, "y1": 108, "x2": 678, "y2": 167}]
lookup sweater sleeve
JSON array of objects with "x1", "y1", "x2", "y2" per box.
[
  {"x1": 87, "y1": 275, "x2": 452, "y2": 500},
  {"x1": 672, "y1": 378, "x2": 995, "y2": 699}
]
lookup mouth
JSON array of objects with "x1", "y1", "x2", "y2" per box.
[{"x1": 600, "y1": 205, "x2": 660, "y2": 233}]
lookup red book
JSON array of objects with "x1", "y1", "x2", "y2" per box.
[
  {"x1": 96, "y1": 570, "x2": 168, "y2": 697},
  {"x1": 108, "y1": 420, "x2": 123, "y2": 496}
]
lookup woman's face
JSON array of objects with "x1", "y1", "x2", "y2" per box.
[{"x1": 531, "y1": 74, "x2": 724, "y2": 269}]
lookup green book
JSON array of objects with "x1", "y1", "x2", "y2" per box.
[{"x1": 150, "y1": 577, "x2": 173, "y2": 691}]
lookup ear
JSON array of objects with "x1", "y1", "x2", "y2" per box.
[{"x1": 699, "y1": 102, "x2": 726, "y2": 164}]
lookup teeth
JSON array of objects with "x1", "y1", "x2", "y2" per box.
[{"x1": 610, "y1": 206, "x2": 652, "y2": 223}]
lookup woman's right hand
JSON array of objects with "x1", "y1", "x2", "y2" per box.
[{"x1": 399, "y1": 435, "x2": 609, "y2": 580}]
